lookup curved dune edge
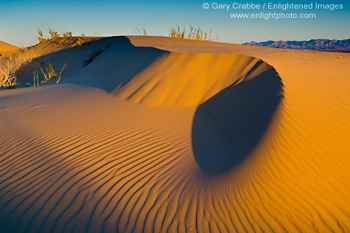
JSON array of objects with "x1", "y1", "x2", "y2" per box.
[
  {"x1": 113, "y1": 52, "x2": 275, "y2": 107},
  {"x1": 12, "y1": 36, "x2": 277, "y2": 108},
  {"x1": 192, "y1": 68, "x2": 283, "y2": 174},
  {"x1": 1, "y1": 36, "x2": 350, "y2": 233}
]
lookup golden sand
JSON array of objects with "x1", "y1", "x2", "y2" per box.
[{"x1": 0, "y1": 36, "x2": 349, "y2": 232}]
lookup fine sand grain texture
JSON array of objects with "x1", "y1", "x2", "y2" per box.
[{"x1": 0, "y1": 36, "x2": 350, "y2": 233}]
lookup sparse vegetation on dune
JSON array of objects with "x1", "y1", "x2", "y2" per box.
[
  {"x1": 37, "y1": 28, "x2": 45, "y2": 43},
  {"x1": 1, "y1": 29, "x2": 94, "y2": 89},
  {"x1": 62, "y1": 31, "x2": 72, "y2": 39},
  {"x1": 36, "y1": 61, "x2": 67, "y2": 84},
  {"x1": 37, "y1": 28, "x2": 63, "y2": 42},
  {"x1": 1, "y1": 26, "x2": 217, "y2": 89},
  {"x1": 74, "y1": 34, "x2": 88, "y2": 46},
  {"x1": 0, "y1": 63, "x2": 18, "y2": 88},
  {"x1": 0, "y1": 49, "x2": 37, "y2": 88},
  {"x1": 169, "y1": 26, "x2": 186, "y2": 39},
  {"x1": 36, "y1": 29, "x2": 97, "y2": 47},
  {"x1": 0, "y1": 49, "x2": 68, "y2": 89},
  {"x1": 33, "y1": 69, "x2": 40, "y2": 87},
  {"x1": 49, "y1": 29, "x2": 59, "y2": 40},
  {"x1": 134, "y1": 27, "x2": 148, "y2": 36},
  {"x1": 32, "y1": 61, "x2": 68, "y2": 87},
  {"x1": 132, "y1": 26, "x2": 217, "y2": 41},
  {"x1": 170, "y1": 25, "x2": 218, "y2": 41}
]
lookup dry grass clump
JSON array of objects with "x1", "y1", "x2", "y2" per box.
[
  {"x1": 37, "y1": 28, "x2": 65, "y2": 42},
  {"x1": 37, "y1": 28, "x2": 45, "y2": 43},
  {"x1": 37, "y1": 29, "x2": 93, "y2": 47},
  {"x1": 169, "y1": 26, "x2": 186, "y2": 39},
  {"x1": 0, "y1": 62, "x2": 18, "y2": 88},
  {"x1": 49, "y1": 29, "x2": 59, "y2": 40},
  {"x1": 36, "y1": 61, "x2": 67, "y2": 85},
  {"x1": 170, "y1": 25, "x2": 218, "y2": 41},
  {"x1": 1, "y1": 28, "x2": 76, "y2": 89},
  {"x1": 134, "y1": 27, "x2": 148, "y2": 36},
  {"x1": 74, "y1": 34, "x2": 88, "y2": 47},
  {"x1": 0, "y1": 49, "x2": 67, "y2": 88},
  {"x1": 62, "y1": 31, "x2": 72, "y2": 39},
  {"x1": 0, "y1": 49, "x2": 37, "y2": 88}
]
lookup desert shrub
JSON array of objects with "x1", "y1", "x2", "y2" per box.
[
  {"x1": 37, "y1": 28, "x2": 45, "y2": 42},
  {"x1": 0, "y1": 50, "x2": 37, "y2": 88},
  {"x1": 49, "y1": 29, "x2": 59, "y2": 40},
  {"x1": 75, "y1": 34, "x2": 87, "y2": 46},
  {"x1": 62, "y1": 31, "x2": 72, "y2": 39},
  {"x1": 36, "y1": 29, "x2": 97, "y2": 46},
  {"x1": 37, "y1": 29, "x2": 74, "y2": 43},
  {"x1": 0, "y1": 62, "x2": 17, "y2": 88}
]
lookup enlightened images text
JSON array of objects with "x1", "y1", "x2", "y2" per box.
[{"x1": 210, "y1": 2, "x2": 344, "y2": 11}]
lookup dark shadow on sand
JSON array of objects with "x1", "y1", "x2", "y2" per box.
[
  {"x1": 192, "y1": 68, "x2": 283, "y2": 175},
  {"x1": 17, "y1": 36, "x2": 169, "y2": 92}
]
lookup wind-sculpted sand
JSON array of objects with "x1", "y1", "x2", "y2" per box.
[{"x1": 0, "y1": 36, "x2": 349, "y2": 232}]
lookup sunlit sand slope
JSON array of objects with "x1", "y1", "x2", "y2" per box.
[
  {"x1": 0, "y1": 41, "x2": 18, "y2": 54},
  {"x1": 114, "y1": 53, "x2": 274, "y2": 107},
  {"x1": 0, "y1": 36, "x2": 350, "y2": 233}
]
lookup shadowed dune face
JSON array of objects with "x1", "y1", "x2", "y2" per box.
[
  {"x1": 192, "y1": 69, "x2": 283, "y2": 174},
  {"x1": 17, "y1": 37, "x2": 279, "y2": 107},
  {"x1": 16, "y1": 37, "x2": 169, "y2": 91}
]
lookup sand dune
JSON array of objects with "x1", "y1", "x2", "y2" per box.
[
  {"x1": 0, "y1": 41, "x2": 18, "y2": 54},
  {"x1": 0, "y1": 36, "x2": 350, "y2": 232}
]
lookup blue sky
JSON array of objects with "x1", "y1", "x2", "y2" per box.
[{"x1": 0, "y1": 0, "x2": 349, "y2": 46}]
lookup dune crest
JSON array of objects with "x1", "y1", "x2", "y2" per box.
[
  {"x1": 114, "y1": 53, "x2": 275, "y2": 107},
  {"x1": 14, "y1": 37, "x2": 276, "y2": 108}
]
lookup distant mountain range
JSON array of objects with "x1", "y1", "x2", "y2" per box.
[{"x1": 244, "y1": 39, "x2": 350, "y2": 52}]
